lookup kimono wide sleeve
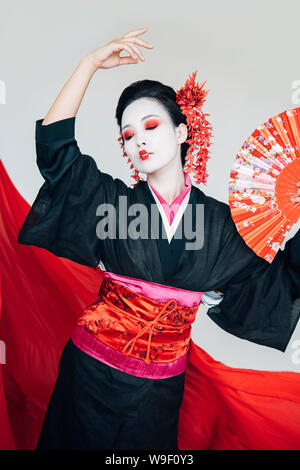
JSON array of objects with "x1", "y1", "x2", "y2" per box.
[
  {"x1": 18, "y1": 117, "x2": 125, "y2": 268},
  {"x1": 205, "y1": 203, "x2": 300, "y2": 352}
]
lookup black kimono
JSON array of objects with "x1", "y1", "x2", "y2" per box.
[{"x1": 17, "y1": 117, "x2": 300, "y2": 450}]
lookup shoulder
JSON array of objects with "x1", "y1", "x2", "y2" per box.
[{"x1": 77, "y1": 153, "x2": 130, "y2": 193}]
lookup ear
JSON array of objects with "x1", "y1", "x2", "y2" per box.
[{"x1": 176, "y1": 123, "x2": 188, "y2": 144}]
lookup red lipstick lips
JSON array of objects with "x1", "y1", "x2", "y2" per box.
[{"x1": 139, "y1": 150, "x2": 152, "y2": 160}]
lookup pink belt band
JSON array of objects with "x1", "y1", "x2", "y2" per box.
[
  {"x1": 71, "y1": 325, "x2": 188, "y2": 379},
  {"x1": 103, "y1": 271, "x2": 203, "y2": 307}
]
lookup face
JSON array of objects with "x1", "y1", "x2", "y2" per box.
[{"x1": 120, "y1": 97, "x2": 187, "y2": 175}]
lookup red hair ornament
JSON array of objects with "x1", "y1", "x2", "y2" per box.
[{"x1": 118, "y1": 70, "x2": 213, "y2": 187}]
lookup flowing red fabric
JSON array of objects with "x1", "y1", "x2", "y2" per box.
[
  {"x1": 0, "y1": 159, "x2": 103, "y2": 450},
  {"x1": 1, "y1": 159, "x2": 300, "y2": 450},
  {"x1": 178, "y1": 342, "x2": 300, "y2": 450}
]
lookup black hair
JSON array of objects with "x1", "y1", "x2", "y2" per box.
[{"x1": 115, "y1": 79, "x2": 189, "y2": 167}]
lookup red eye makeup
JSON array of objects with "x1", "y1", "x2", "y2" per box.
[
  {"x1": 123, "y1": 129, "x2": 134, "y2": 141},
  {"x1": 123, "y1": 119, "x2": 161, "y2": 141},
  {"x1": 145, "y1": 119, "x2": 160, "y2": 129}
]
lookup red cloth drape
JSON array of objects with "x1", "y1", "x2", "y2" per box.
[
  {"x1": 0, "y1": 159, "x2": 103, "y2": 449},
  {"x1": 178, "y1": 341, "x2": 300, "y2": 450},
  {"x1": 1, "y1": 158, "x2": 300, "y2": 450}
]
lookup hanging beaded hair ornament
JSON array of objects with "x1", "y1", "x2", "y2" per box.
[{"x1": 118, "y1": 70, "x2": 213, "y2": 187}]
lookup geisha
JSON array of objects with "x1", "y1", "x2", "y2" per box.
[{"x1": 17, "y1": 26, "x2": 300, "y2": 450}]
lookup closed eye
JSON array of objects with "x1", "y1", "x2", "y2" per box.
[{"x1": 123, "y1": 125, "x2": 158, "y2": 141}]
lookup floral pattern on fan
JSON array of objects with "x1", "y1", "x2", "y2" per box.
[{"x1": 229, "y1": 106, "x2": 300, "y2": 263}]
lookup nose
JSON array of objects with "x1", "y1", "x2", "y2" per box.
[
  {"x1": 136, "y1": 142, "x2": 146, "y2": 149},
  {"x1": 135, "y1": 132, "x2": 146, "y2": 148}
]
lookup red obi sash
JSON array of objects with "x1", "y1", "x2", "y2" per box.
[{"x1": 75, "y1": 277, "x2": 200, "y2": 365}]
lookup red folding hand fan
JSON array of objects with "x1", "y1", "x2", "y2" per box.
[{"x1": 229, "y1": 106, "x2": 300, "y2": 263}]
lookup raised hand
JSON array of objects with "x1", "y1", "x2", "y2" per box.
[{"x1": 85, "y1": 27, "x2": 154, "y2": 70}]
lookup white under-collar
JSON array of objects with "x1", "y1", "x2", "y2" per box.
[{"x1": 148, "y1": 185, "x2": 191, "y2": 244}]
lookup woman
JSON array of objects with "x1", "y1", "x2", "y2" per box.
[{"x1": 18, "y1": 27, "x2": 300, "y2": 450}]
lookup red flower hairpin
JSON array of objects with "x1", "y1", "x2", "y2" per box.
[
  {"x1": 117, "y1": 133, "x2": 141, "y2": 186},
  {"x1": 176, "y1": 70, "x2": 213, "y2": 185},
  {"x1": 118, "y1": 70, "x2": 213, "y2": 187}
]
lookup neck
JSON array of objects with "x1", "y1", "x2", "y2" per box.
[{"x1": 146, "y1": 160, "x2": 186, "y2": 205}]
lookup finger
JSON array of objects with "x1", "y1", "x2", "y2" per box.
[
  {"x1": 121, "y1": 40, "x2": 144, "y2": 61},
  {"x1": 124, "y1": 36, "x2": 154, "y2": 49},
  {"x1": 289, "y1": 187, "x2": 300, "y2": 200},
  {"x1": 123, "y1": 27, "x2": 148, "y2": 38},
  {"x1": 114, "y1": 42, "x2": 137, "y2": 60},
  {"x1": 119, "y1": 56, "x2": 138, "y2": 65}
]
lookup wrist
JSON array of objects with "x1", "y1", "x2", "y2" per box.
[{"x1": 80, "y1": 55, "x2": 99, "y2": 75}]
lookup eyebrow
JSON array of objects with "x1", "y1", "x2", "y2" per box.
[{"x1": 121, "y1": 114, "x2": 160, "y2": 132}]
